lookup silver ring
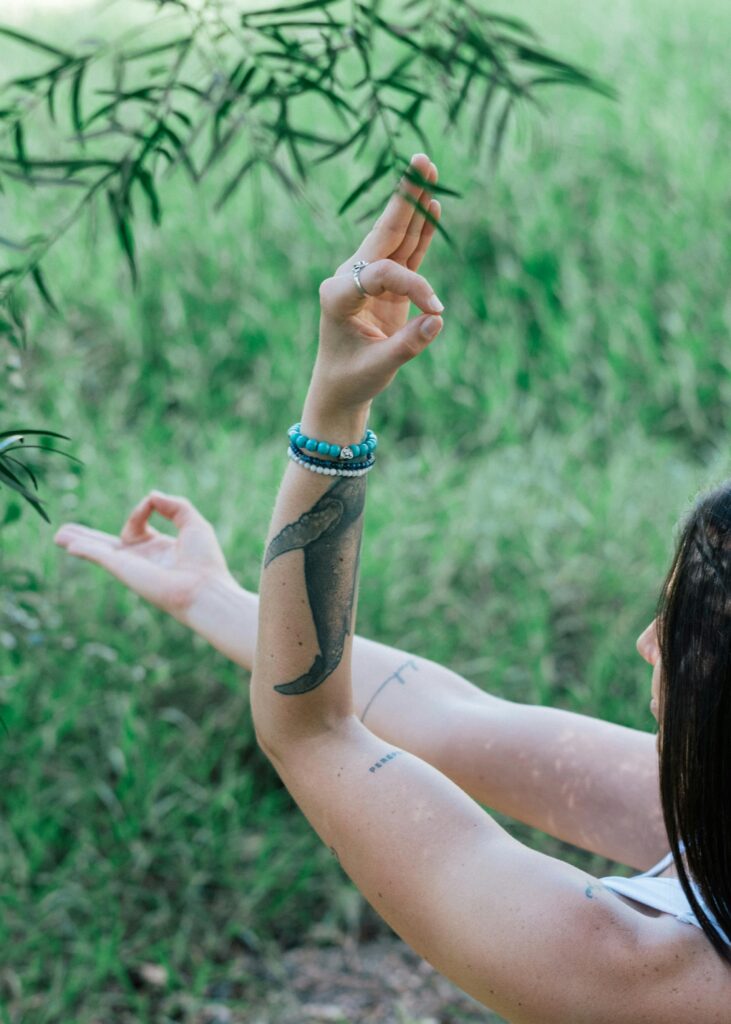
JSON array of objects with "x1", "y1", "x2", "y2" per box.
[{"x1": 352, "y1": 259, "x2": 370, "y2": 298}]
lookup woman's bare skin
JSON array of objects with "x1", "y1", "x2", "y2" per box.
[
  {"x1": 55, "y1": 154, "x2": 729, "y2": 1021},
  {"x1": 55, "y1": 491, "x2": 666, "y2": 873}
]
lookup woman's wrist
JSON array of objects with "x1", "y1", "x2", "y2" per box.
[
  {"x1": 300, "y1": 383, "x2": 371, "y2": 448},
  {"x1": 184, "y1": 574, "x2": 259, "y2": 669}
]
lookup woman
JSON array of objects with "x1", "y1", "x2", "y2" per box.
[{"x1": 55, "y1": 154, "x2": 730, "y2": 1022}]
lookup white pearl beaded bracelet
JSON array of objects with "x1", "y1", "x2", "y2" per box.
[{"x1": 287, "y1": 446, "x2": 375, "y2": 478}]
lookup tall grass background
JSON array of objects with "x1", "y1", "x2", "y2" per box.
[{"x1": 2, "y1": 0, "x2": 731, "y2": 1019}]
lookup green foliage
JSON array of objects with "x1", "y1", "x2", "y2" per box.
[
  {"x1": 0, "y1": 430, "x2": 74, "y2": 523},
  {"x1": 0, "y1": 0, "x2": 606, "y2": 518},
  {"x1": 0, "y1": 0, "x2": 606, "y2": 284}
]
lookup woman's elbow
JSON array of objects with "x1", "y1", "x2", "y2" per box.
[{"x1": 249, "y1": 674, "x2": 278, "y2": 761}]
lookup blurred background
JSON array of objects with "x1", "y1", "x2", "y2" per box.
[{"x1": 2, "y1": 0, "x2": 730, "y2": 1021}]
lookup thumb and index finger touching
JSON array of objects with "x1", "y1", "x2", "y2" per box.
[
  {"x1": 55, "y1": 490, "x2": 201, "y2": 563},
  {"x1": 120, "y1": 490, "x2": 201, "y2": 543}
]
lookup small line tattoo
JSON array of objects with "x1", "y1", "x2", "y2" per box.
[
  {"x1": 368, "y1": 750, "x2": 403, "y2": 775},
  {"x1": 360, "y1": 659, "x2": 419, "y2": 724}
]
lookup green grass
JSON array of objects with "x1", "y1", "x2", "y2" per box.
[{"x1": 3, "y1": 0, "x2": 731, "y2": 1020}]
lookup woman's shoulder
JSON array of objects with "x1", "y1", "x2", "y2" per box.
[{"x1": 629, "y1": 911, "x2": 731, "y2": 1023}]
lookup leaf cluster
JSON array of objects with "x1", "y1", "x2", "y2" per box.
[
  {"x1": 0, "y1": 0, "x2": 610, "y2": 520},
  {"x1": 0, "y1": 429, "x2": 74, "y2": 523},
  {"x1": 0, "y1": 0, "x2": 609, "y2": 300}
]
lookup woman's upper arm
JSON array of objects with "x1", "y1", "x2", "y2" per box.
[
  {"x1": 352, "y1": 639, "x2": 666, "y2": 871},
  {"x1": 437, "y1": 696, "x2": 667, "y2": 871},
  {"x1": 269, "y1": 717, "x2": 655, "y2": 1024}
]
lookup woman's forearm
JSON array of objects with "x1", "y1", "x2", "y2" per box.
[{"x1": 251, "y1": 445, "x2": 368, "y2": 755}]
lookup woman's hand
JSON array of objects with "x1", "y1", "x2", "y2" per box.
[
  {"x1": 54, "y1": 491, "x2": 234, "y2": 623},
  {"x1": 305, "y1": 152, "x2": 445, "y2": 424}
]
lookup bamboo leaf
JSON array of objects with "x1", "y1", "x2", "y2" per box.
[
  {"x1": 402, "y1": 166, "x2": 462, "y2": 198},
  {"x1": 313, "y1": 121, "x2": 369, "y2": 165},
  {"x1": 244, "y1": 0, "x2": 343, "y2": 18},
  {"x1": 483, "y1": 13, "x2": 539, "y2": 39},
  {"x1": 401, "y1": 191, "x2": 453, "y2": 244},
  {"x1": 0, "y1": 156, "x2": 114, "y2": 171},
  {"x1": 448, "y1": 59, "x2": 479, "y2": 123},
  {"x1": 5, "y1": 455, "x2": 38, "y2": 491},
  {"x1": 490, "y1": 93, "x2": 514, "y2": 164},
  {"x1": 0, "y1": 299, "x2": 26, "y2": 347},
  {"x1": 13, "y1": 122, "x2": 28, "y2": 175},
  {"x1": 471, "y1": 72, "x2": 499, "y2": 155},
  {"x1": 5, "y1": 444, "x2": 81, "y2": 466},
  {"x1": 267, "y1": 157, "x2": 300, "y2": 196},
  {"x1": 47, "y1": 72, "x2": 60, "y2": 122},
  {"x1": 0, "y1": 436, "x2": 24, "y2": 454},
  {"x1": 215, "y1": 156, "x2": 259, "y2": 209},
  {"x1": 135, "y1": 167, "x2": 162, "y2": 224},
  {"x1": 338, "y1": 150, "x2": 393, "y2": 216},
  {"x1": 107, "y1": 189, "x2": 137, "y2": 284},
  {"x1": 0, "y1": 235, "x2": 30, "y2": 251},
  {"x1": 0, "y1": 25, "x2": 73, "y2": 59},
  {"x1": 71, "y1": 60, "x2": 86, "y2": 135},
  {"x1": 0, "y1": 429, "x2": 70, "y2": 440},
  {"x1": 0, "y1": 461, "x2": 47, "y2": 520},
  {"x1": 31, "y1": 266, "x2": 59, "y2": 313},
  {"x1": 123, "y1": 35, "x2": 191, "y2": 61}
]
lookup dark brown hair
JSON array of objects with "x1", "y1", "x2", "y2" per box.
[{"x1": 656, "y1": 483, "x2": 731, "y2": 961}]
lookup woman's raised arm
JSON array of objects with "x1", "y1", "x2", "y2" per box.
[{"x1": 248, "y1": 157, "x2": 685, "y2": 1023}]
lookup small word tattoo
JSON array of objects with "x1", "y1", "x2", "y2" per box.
[
  {"x1": 264, "y1": 476, "x2": 366, "y2": 696},
  {"x1": 368, "y1": 750, "x2": 403, "y2": 774},
  {"x1": 360, "y1": 659, "x2": 419, "y2": 724}
]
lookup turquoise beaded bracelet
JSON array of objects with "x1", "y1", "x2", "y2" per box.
[{"x1": 288, "y1": 422, "x2": 378, "y2": 462}]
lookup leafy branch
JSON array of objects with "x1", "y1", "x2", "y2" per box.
[
  {"x1": 0, "y1": 0, "x2": 612, "y2": 520},
  {"x1": 0, "y1": 0, "x2": 610, "y2": 306},
  {"x1": 0, "y1": 430, "x2": 74, "y2": 523}
]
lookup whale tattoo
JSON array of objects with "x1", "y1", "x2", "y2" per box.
[{"x1": 264, "y1": 475, "x2": 366, "y2": 695}]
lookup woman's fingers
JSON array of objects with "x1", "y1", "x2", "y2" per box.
[
  {"x1": 407, "y1": 199, "x2": 441, "y2": 271},
  {"x1": 384, "y1": 312, "x2": 444, "y2": 367},
  {"x1": 120, "y1": 490, "x2": 202, "y2": 544},
  {"x1": 390, "y1": 161, "x2": 438, "y2": 265},
  {"x1": 360, "y1": 310, "x2": 444, "y2": 383},
  {"x1": 60, "y1": 534, "x2": 166, "y2": 600},
  {"x1": 121, "y1": 495, "x2": 158, "y2": 544},
  {"x1": 54, "y1": 523, "x2": 122, "y2": 550},
  {"x1": 146, "y1": 491, "x2": 206, "y2": 528},
  {"x1": 355, "y1": 153, "x2": 434, "y2": 262},
  {"x1": 321, "y1": 259, "x2": 444, "y2": 320},
  {"x1": 59, "y1": 535, "x2": 119, "y2": 572}
]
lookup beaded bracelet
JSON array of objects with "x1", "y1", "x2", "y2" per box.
[
  {"x1": 289, "y1": 440, "x2": 374, "y2": 472},
  {"x1": 287, "y1": 446, "x2": 375, "y2": 478},
  {"x1": 288, "y1": 422, "x2": 378, "y2": 462}
]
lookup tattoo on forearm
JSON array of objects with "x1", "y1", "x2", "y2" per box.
[
  {"x1": 360, "y1": 659, "x2": 419, "y2": 724},
  {"x1": 264, "y1": 476, "x2": 366, "y2": 695},
  {"x1": 368, "y1": 750, "x2": 402, "y2": 774}
]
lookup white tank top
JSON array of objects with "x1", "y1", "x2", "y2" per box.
[{"x1": 600, "y1": 851, "x2": 730, "y2": 945}]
